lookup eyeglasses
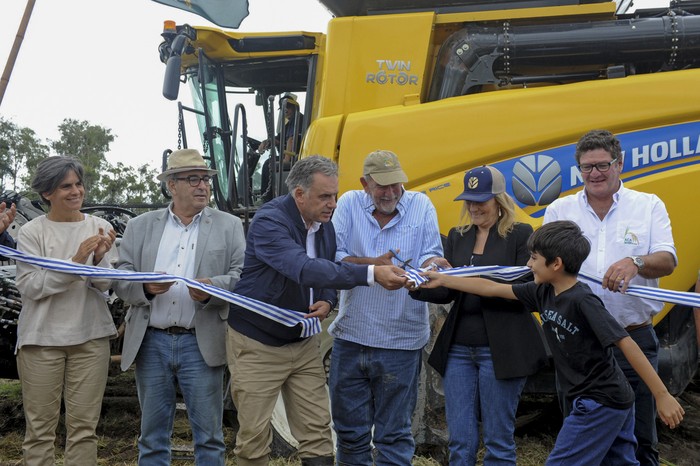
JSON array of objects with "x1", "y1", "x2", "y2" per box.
[
  {"x1": 174, "y1": 175, "x2": 213, "y2": 187},
  {"x1": 578, "y1": 157, "x2": 619, "y2": 174}
]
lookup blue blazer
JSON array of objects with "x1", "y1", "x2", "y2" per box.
[
  {"x1": 0, "y1": 231, "x2": 15, "y2": 248},
  {"x1": 229, "y1": 194, "x2": 368, "y2": 346}
]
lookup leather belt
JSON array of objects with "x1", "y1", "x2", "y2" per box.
[
  {"x1": 625, "y1": 320, "x2": 652, "y2": 332},
  {"x1": 151, "y1": 326, "x2": 195, "y2": 335}
]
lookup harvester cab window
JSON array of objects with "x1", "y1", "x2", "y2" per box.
[
  {"x1": 180, "y1": 52, "x2": 314, "y2": 213},
  {"x1": 257, "y1": 92, "x2": 306, "y2": 204}
]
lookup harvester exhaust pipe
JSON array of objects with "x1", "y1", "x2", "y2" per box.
[{"x1": 429, "y1": 13, "x2": 700, "y2": 99}]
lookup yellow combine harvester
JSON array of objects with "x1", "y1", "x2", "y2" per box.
[{"x1": 157, "y1": 0, "x2": 699, "y2": 450}]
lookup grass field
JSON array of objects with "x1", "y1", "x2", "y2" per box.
[{"x1": 2, "y1": 371, "x2": 699, "y2": 465}]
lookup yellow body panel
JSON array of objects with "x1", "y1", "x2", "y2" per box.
[
  {"x1": 180, "y1": 28, "x2": 325, "y2": 67},
  {"x1": 434, "y1": 1, "x2": 616, "y2": 23},
  {"x1": 310, "y1": 69, "x2": 700, "y2": 301},
  {"x1": 329, "y1": 69, "x2": 700, "y2": 201},
  {"x1": 319, "y1": 13, "x2": 436, "y2": 118},
  {"x1": 300, "y1": 114, "x2": 344, "y2": 161}
]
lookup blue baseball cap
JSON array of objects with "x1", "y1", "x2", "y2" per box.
[{"x1": 454, "y1": 166, "x2": 506, "y2": 202}]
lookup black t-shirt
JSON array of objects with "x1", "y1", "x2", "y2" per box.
[{"x1": 512, "y1": 281, "x2": 634, "y2": 410}]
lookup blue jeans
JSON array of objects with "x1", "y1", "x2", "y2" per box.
[
  {"x1": 329, "y1": 339, "x2": 421, "y2": 466},
  {"x1": 547, "y1": 397, "x2": 638, "y2": 466},
  {"x1": 134, "y1": 328, "x2": 226, "y2": 465},
  {"x1": 613, "y1": 325, "x2": 659, "y2": 466},
  {"x1": 443, "y1": 345, "x2": 526, "y2": 466}
]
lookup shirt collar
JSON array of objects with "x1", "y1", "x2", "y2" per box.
[
  {"x1": 302, "y1": 214, "x2": 322, "y2": 233},
  {"x1": 582, "y1": 180, "x2": 624, "y2": 206},
  {"x1": 167, "y1": 203, "x2": 203, "y2": 227}
]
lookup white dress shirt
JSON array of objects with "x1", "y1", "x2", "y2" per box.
[
  {"x1": 149, "y1": 207, "x2": 202, "y2": 329},
  {"x1": 544, "y1": 182, "x2": 677, "y2": 327}
]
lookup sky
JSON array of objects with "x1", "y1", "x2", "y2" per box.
[
  {"x1": 0, "y1": 0, "x2": 667, "y2": 173},
  {"x1": 0, "y1": 0, "x2": 332, "y2": 171}
]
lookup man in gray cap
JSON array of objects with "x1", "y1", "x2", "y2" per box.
[
  {"x1": 114, "y1": 148, "x2": 246, "y2": 465},
  {"x1": 329, "y1": 149, "x2": 448, "y2": 466}
]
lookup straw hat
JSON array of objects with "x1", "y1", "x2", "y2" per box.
[{"x1": 157, "y1": 149, "x2": 217, "y2": 181}]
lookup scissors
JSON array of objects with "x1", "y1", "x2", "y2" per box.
[{"x1": 389, "y1": 248, "x2": 417, "y2": 271}]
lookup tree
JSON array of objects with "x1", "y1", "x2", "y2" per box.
[
  {"x1": 0, "y1": 117, "x2": 49, "y2": 192},
  {"x1": 51, "y1": 118, "x2": 114, "y2": 202},
  {"x1": 0, "y1": 119, "x2": 13, "y2": 182},
  {"x1": 97, "y1": 161, "x2": 163, "y2": 206},
  {"x1": 132, "y1": 163, "x2": 165, "y2": 206},
  {"x1": 2, "y1": 117, "x2": 165, "y2": 210}
]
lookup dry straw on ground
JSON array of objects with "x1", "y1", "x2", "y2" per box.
[{"x1": 2, "y1": 371, "x2": 700, "y2": 466}]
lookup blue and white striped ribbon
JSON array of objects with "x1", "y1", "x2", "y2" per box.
[
  {"x1": 577, "y1": 271, "x2": 700, "y2": 308},
  {"x1": 5, "y1": 242, "x2": 698, "y2": 330},
  {"x1": 403, "y1": 265, "x2": 531, "y2": 286},
  {"x1": 0, "y1": 245, "x2": 321, "y2": 338},
  {"x1": 404, "y1": 265, "x2": 700, "y2": 308}
]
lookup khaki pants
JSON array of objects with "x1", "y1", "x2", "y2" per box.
[
  {"x1": 16, "y1": 337, "x2": 110, "y2": 466},
  {"x1": 227, "y1": 327, "x2": 333, "y2": 466}
]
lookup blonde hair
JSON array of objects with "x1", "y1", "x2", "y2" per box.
[{"x1": 456, "y1": 192, "x2": 517, "y2": 238}]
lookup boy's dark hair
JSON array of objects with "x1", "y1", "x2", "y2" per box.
[{"x1": 528, "y1": 220, "x2": 591, "y2": 274}]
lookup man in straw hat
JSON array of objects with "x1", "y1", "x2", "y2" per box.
[{"x1": 115, "y1": 148, "x2": 246, "y2": 464}]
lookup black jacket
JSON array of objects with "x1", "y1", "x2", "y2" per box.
[
  {"x1": 0, "y1": 231, "x2": 15, "y2": 248},
  {"x1": 411, "y1": 222, "x2": 548, "y2": 379}
]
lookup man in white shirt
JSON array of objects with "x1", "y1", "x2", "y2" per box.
[{"x1": 544, "y1": 129, "x2": 677, "y2": 466}]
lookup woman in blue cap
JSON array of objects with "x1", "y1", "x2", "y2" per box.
[{"x1": 411, "y1": 165, "x2": 548, "y2": 466}]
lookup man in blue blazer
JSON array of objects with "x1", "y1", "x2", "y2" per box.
[
  {"x1": 115, "y1": 149, "x2": 245, "y2": 465},
  {"x1": 227, "y1": 155, "x2": 407, "y2": 466}
]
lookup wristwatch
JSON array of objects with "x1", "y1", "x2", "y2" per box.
[
  {"x1": 323, "y1": 299, "x2": 336, "y2": 310},
  {"x1": 629, "y1": 255, "x2": 645, "y2": 271}
]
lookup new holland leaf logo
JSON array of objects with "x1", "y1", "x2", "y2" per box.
[
  {"x1": 468, "y1": 176, "x2": 479, "y2": 190},
  {"x1": 512, "y1": 154, "x2": 563, "y2": 206}
]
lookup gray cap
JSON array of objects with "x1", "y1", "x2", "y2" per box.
[{"x1": 362, "y1": 150, "x2": 408, "y2": 186}]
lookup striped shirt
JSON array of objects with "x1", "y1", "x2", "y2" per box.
[{"x1": 329, "y1": 190, "x2": 443, "y2": 350}]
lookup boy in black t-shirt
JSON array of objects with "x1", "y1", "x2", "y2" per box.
[{"x1": 420, "y1": 220, "x2": 684, "y2": 465}]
